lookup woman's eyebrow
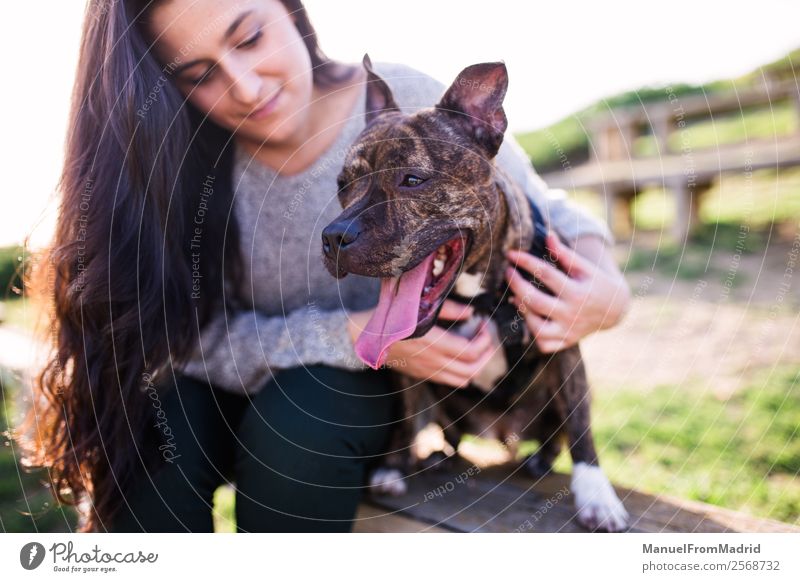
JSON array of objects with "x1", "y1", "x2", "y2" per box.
[
  {"x1": 222, "y1": 9, "x2": 255, "y2": 43},
  {"x1": 169, "y1": 10, "x2": 255, "y2": 77}
]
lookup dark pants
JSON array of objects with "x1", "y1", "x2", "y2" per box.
[{"x1": 107, "y1": 365, "x2": 396, "y2": 532}]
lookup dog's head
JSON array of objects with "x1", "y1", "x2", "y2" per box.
[{"x1": 322, "y1": 55, "x2": 510, "y2": 368}]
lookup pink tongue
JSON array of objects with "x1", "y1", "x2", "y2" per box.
[{"x1": 355, "y1": 253, "x2": 435, "y2": 369}]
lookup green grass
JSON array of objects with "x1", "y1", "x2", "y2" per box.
[
  {"x1": 589, "y1": 366, "x2": 800, "y2": 525},
  {"x1": 213, "y1": 484, "x2": 236, "y2": 533},
  {"x1": 632, "y1": 100, "x2": 798, "y2": 157},
  {"x1": 622, "y1": 243, "x2": 721, "y2": 281},
  {"x1": 0, "y1": 297, "x2": 38, "y2": 333},
  {"x1": 631, "y1": 189, "x2": 675, "y2": 231},
  {"x1": 0, "y1": 245, "x2": 26, "y2": 297},
  {"x1": 620, "y1": 220, "x2": 772, "y2": 281},
  {"x1": 469, "y1": 367, "x2": 800, "y2": 525},
  {"x1": 0, "y1": 367, "x2": 236, "y2": 533},
  {"x1": 0, "y1": 370, "x2": 78, "y2": 532},
  {"x1": 700, "y1": 167, "x2": 800, "y2": 227}
]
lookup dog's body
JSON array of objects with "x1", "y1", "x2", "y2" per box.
[{"x1": 322, "y1": 56, "x2": 628, "y2": 531}]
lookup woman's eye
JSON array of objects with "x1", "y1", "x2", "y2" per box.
[
  {"x1": 237, "y1": 30, "x2": 262, "y2": 49},
  {"x1": 400, "y1": 174, "x2": 426, "y2": 187},
  {"x1": 188, "y1": 67, "x2": 215, "y2": 86}
]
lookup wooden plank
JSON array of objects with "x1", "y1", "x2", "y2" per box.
[
  {"x1": 364, "y1": 462, "x2": 604, "y2": 533},
  {"x1": 353, "y1": 503, "x2": 449, "y2": 533},
  {"x1": 541, "y1": 135, "x2": 800, "y2": 191},
  {"x1": 490, "y1": 466, "x2": 800, "y2": 533},
  {"x1": 363, "y1": 461, "x2": 800, "y2": 533}
]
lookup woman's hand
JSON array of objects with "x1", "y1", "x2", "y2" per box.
[
  {"x1": 347, "y1": 300, "x2": 497, "y2": 388},
  {"x1": 504, "y1": 232, "x2": 631, "y2": 354}
]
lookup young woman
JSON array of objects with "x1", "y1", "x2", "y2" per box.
[{"x1": 22, "y1": 0, "x2": 630, "y2": 532}]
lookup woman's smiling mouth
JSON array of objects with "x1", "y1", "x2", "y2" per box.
[{"x1": 246, "y1": 87, "x2": 283, "y2": 120}]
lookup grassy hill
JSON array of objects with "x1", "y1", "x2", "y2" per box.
[{"x1": 515, "y1": 49, "x2": 800, "y2": 174}]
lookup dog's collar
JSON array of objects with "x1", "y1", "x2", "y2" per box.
[{"x1": 447, "y1": 196, "x2": 549, "y2": 346}]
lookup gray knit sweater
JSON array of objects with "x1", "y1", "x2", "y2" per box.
[{"x1": 178, "y1": 62, "x2": 613, "y2": 394}]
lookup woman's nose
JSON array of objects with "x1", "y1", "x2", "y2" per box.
[{"x1": 225, "y1": 63, "x2": 262, "y2": 106}]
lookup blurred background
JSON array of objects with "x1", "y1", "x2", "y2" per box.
[{"x1": 1, "y1": 1, "x2": 798, "y2": 532}]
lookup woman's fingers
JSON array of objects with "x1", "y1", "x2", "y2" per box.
[
  {"x1": 423, "y1": 322, "x2": 491, "y2": 361},
  {"x1": 514, "y1": 308, "x2": 566, "y2": 344},
  {"x1": 505, "y1": 249, "x2": 573, "y2": 297},
  {"x1": 431, "y1": 339, "x2": 501, "y2": 388},
  {"x1": 505, "y1": 267, "x2": 564, "y2": 319},
  {"x1": 411, "y1": 322, "x2": 497, "y2": 387},
  {"x1": 515, "y1": 307, "x2": 548, "y2": 336},
  {"x1": 506, "y1": 301, "x2": 574, "y2": 353},
  {"x1": 544, "y1": 232, "x2": 591, "y2": 277},
  {"x1": 452, "y1": 344, "x2": 501, "y2": 387},
  {"x1": 537, "y1": 337, "x2": 572, "y2": 353}
]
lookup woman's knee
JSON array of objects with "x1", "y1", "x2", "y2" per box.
[
  {"x1": 232, "y1": 366, "x2": 396, "y2": 531},
  {"x1": 237, "y1": 365, "x2": 396, "y2": 461}
]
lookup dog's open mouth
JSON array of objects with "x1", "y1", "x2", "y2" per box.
[{"x1": 354, "y1": 233, "x2": 466, "y2": 369}]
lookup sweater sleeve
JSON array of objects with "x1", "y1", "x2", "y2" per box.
[{"x1": 179, "y1": 305, "x2": 367, "y2": 394}]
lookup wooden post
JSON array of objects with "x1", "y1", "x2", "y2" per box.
[
  {"x1": 670, "y1": 177, "x2": 700, "y2": 242},
  {"x1": 603, "y1": 187, "x2": 633, "y2": 240},
  {"x1": 591, "y1": 120, "x2": 635, "y2": 162},
  {"x1": 652, "y1": 115, "x2": 673, "y2": 156}
]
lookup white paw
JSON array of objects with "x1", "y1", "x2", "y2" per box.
[
  {"x1": 368, "y1": 468, "x2": 408, "y2": 496},
  {"x1": 570, "y1": 462, "x2": 629, "y2": 532}
]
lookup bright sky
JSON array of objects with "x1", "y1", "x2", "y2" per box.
[{"x1": 2, "y1": 0, "x2": 799, "y2": 247}]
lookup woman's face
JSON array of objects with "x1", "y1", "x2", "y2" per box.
[{"x1": 147, "y1": 0, "x2": 314, "y2": 144}]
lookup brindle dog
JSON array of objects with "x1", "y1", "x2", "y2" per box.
[{"x1": 321, "y1": 55, "x2": 628, "y2": 531}]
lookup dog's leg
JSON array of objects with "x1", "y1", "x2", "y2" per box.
[
  {"x1": 559, "y1": 346, "x2": 629, "y2": 532},
  {"x1": 524, "y1": 411, "x2": 564, "y2": 478},
  {"x1": 515, "y1": 359, "x2": 564, "y2": 478},
  {"x1": 368, "y1": 376, "x2": 417, "y2": 497}
]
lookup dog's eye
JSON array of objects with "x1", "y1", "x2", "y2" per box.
[{"x1": 400, "y1": 174, "x2": 427, "y2": 187}]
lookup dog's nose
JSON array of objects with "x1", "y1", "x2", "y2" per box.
[{"x1": 322, "y1": 221, "x2": 360, "y2": 259}]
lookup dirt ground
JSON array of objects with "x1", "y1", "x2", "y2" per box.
[{"x1": 583, "y1": 233, "x2": 800, "y2": 397}]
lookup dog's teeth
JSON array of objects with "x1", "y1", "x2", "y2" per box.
[
  {"x1": 423, "y1": 285, "x2": 432, "y2": 294},
  {"x1": 432, "y1": 258, "x2": 444, "y2": 277}
]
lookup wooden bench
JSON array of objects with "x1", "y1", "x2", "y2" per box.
[{"x1": 354, "y1": 456, "x2": 799, "y2": 533}]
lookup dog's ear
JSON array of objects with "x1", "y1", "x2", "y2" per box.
[
  {"x1": 436, "y1": 62, "x2": 508, "y2": 156},
  {"x1": 363, "y1": 54, "x2": 399, "y2": 123}
]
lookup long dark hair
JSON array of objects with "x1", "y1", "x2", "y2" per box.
[{"x1": 18, "y1": 0, "x2": 350, "y2": 532}]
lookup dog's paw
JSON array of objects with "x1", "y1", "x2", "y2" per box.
[
  {"x1": 368, "y1": 467, "x2": 408, "y2": 497},
  {"x1": 523, "y1": 453, "x2": 553, "y2": 478},
  {"x1": 570, "y1": 462, "x2": 629, "y2": 532}
]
